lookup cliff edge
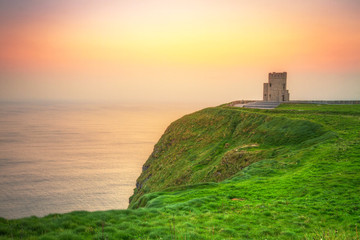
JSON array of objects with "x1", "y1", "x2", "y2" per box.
[{"x1": 129, "y1": 105, "x2": 333, "y2": 208}]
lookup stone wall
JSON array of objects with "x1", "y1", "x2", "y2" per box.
[
  {"x1": 228, "y1": 100, "x2": 258, "y2": 106},
  {"x1": 228, "y1": 100, "x2": 360, "y2": 106},
  {"x1": 286, "y1": 100, "x2": 360, "y2": 104}
]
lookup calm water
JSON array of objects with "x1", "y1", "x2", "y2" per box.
[{"x1": 0, "y1": 102, "x2": 195, "y2": 219}]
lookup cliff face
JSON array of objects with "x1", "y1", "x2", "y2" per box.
[{"x1": 129, "y1": 106, "x2": 328, "y2": 207}]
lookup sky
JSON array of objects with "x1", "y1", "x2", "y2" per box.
[{"x1": 0, "y1": 0, "x2": 359, "y2": 104}]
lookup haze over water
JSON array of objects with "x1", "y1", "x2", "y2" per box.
[{"x1": 0, "y1": 102, "x2": 196, "y2": 219}]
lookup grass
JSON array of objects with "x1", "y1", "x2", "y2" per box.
[{"x1": 1, "y1": 103, "x2": 359, "y2": 239}]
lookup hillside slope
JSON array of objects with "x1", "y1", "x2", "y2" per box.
[
  {"x1": 129, "y1": 106, "x2": 330, "y2": 207},
  {"x1": 1, "y1": 104, "x2": 360, "y2": 239}
]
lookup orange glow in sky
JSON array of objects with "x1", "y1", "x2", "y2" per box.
[{"x1": 0, "y1": 0, "x2": 359, "y2": 103}]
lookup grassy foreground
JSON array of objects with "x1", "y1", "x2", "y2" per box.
[{"x1": 1, "y1": 104, "x2": 360, "y2": 239}]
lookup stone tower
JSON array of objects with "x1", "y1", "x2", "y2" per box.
[{"x1": 263, "y1": 72, "x2": 290, "y2": 102}]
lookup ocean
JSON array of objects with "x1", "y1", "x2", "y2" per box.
[{"x1": 0, "y1": 102, "x2": 195, "y2": 219}]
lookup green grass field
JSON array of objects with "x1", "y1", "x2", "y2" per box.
[{"x1": 1, "y1": 103, "x2": 359, "y2": 239}]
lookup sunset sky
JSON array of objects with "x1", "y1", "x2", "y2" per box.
[{"x1": 0, "y1": 0, "x2": 359, "y2": 104}]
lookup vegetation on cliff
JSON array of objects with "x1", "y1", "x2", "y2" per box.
[
  {"x1": 129, "y1": 106, "x2": 328, "y2": 207},
  {"x1": 1, "y1": 104, "x2": 359, "y2": 239}
]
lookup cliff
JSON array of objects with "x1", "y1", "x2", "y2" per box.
[
  {"x1": 2, "y1": 103, "x2": 360, "y2": 239},
  {"x1": 129, "y1": 105, "x2": 333, "y2": 208}
]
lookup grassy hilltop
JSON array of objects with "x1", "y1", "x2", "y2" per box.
[{"x1": 1, "y1": 104, "x2": 360, "y2": 239}]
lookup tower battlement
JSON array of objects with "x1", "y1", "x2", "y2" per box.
[{"x1": 269, "y1": 72, "x2": 287, "y2": 79}]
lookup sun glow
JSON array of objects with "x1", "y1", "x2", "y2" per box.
[{"x1": 0, "y1": 0, "x2": 359, "y2": 102}]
